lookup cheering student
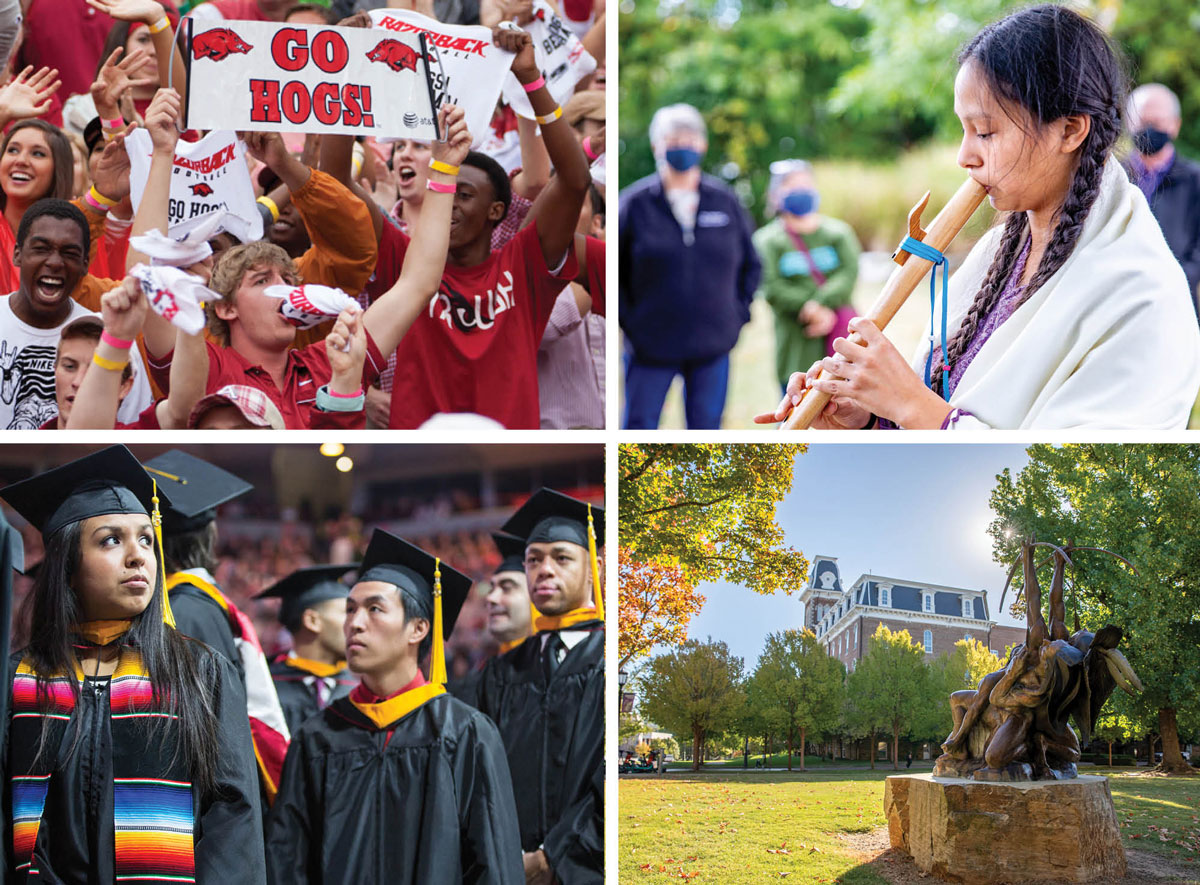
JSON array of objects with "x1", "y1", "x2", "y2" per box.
[
  {"x1": 345, "y1": 25, "x2": 595, "y2": 428},
  {"x1": 265, "y1": 531, "x2": 524, "y2": 884},
  {"x1": 453, "y1": 490, "x2": 604, "y2": 884},
  {"x1": 758, "y1": 4, "x2": 1200, "y2": 430},
  {"x1": 256, "y1": 564, "x2": 359, "y2": 736},
  {"x1": 0, "y1": 445, "x2": 265, "y2": 881},
  {"x1": 142, "y1": 449, "x2": 291, "y2": 805}
]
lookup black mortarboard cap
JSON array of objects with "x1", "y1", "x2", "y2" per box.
[
  {"x1": 142, "y1": 450, "x2": 252, "y2": 535},
  {"x1": 358, "y1": 529, "x2": 472, "y2": 640},
  {"x1": 255, "y1": 563, "x2": 359, "y2": 628},
  {"x1": 491, "y1": 532, "x2": 526, "y2": 576},
  {"x1": 0, "y1": 445, "x2": 169, "y2": 539},
  {"x1": 501, "y1": 488, "x2": 604, "y2": 549}
]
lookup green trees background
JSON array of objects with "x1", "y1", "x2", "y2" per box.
[{"x1": 619, "y1": 0, "x2": 1200, "y2": 225}]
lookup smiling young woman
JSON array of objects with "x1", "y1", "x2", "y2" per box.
[
  {"x1": 762, "y1": 4, "x2": 1200, "y2": 430},
  {"x1": 0, "y1": 120, "x2": 74, "y2": 293},
  {"x1": 0, "y1": 446, "x2": 266, "y2": 883}
]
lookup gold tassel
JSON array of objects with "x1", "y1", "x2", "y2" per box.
[
  {"x1": 151, "y1": 478, "x2": 176, "y2": 628},
  {"x1": 587, "y1": 504, "x2": 603, "y2": 621},
  {"x1": 431, "y1": 557, "x2": 445, "y2": 684}
]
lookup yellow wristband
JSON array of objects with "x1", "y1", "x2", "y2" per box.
[
  {"x1": 429, "y1": 159, "x2": 460, "y2": 176},
  {"x1": 148, "y1": 16, "x2": 170, "y2": 33},
  {"x1": 92, "y1": 352, "x2": 129, "y2": 372},
  {"x1": 535, "y1": 106, "x2": 563, "y2": 125},
  {"x1": 88, "y1": 185, "x2": 119, "y2": 209},
  {"x1": 257, "y1": 195, "x2": 280, "y2": 222}
]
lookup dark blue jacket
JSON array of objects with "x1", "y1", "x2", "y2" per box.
[
  {"x1": 619, "y1": 172, "x2": 761, "y2": 363},
  {"x1": 1148, "y1": 153, "x2": 1200, "y2": 304}
]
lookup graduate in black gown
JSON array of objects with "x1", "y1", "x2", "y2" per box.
[
  {"x1": 265, "y1": 530, "x2": 524, "y2": 884},
  {"x1": 0, "y1": 446, "x2": 265, "y2": 882},
  {"x1": 486, "y1": 533, "x2": 536, "y2": 655},
  {"x1": 452, "y1": 489, "x2": 605, "y2": 885},
  {"x1": 142, "y1": 450, "x2": 291, "y2": 804},
  {"x1": 255, "y1": 565, "x2": 359, "y2": 736}
]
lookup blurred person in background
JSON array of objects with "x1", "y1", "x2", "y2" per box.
[{"x1": 619, "y1": 102, "x2": 760, "y2": 429}]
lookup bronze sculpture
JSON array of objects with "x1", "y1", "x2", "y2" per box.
[{"x1": 934, "y1": 538, "x2": 1143, "y2": 781}]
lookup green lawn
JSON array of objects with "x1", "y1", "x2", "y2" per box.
[{"x1": 619, "y1": 768, "x2": 1200, "y2": 882}]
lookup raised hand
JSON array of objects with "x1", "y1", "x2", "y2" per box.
[
  {"x1": 144, "y1": 88, "x2": 181, "y2": 154},
  {"x1": 243, "y1": 130, "x2": 291, "y2": 172},
  {"x1": 101, "y1": 276, "x2": 149, "y2": 342},
  {"x1": 0, "y1": 66, "x2": 62, "y2": 125},
  {"x1": 91, "y1": 47, "x2": 157, "y2": 116},
  {"x1": 492, "y1": 24, "x2": 538, "y2": 82},
  {"x1": 430, "y1": 104, "x2": 471, "y2": 169},
  {"x1": 326, "y1": 305, "x2": 367, "y2": 394},
  {"x1": 92, "y1": 127, "x2": 136, "y2": 202},
  {"x1": 85, "y1": 0, "x2": 167, "y2": 25}
]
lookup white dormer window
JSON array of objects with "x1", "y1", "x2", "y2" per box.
[
  {"x1": 923, "y1": 629, "x2": 933, "y2": 654},
  {"x1": 962, "y1": 597, "x2": 973, "y2": 618},
  {"x1": 880, "y1": 585, "x2": 891, "y2": 607},
  {"x1": 923, "y1": 592, "x2": 933, "y2": 613}
]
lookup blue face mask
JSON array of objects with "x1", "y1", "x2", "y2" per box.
[
  {"x1": 781, "y1": 189, "x2": 819, "y2": 217},
  {"x1": 664, "y1": 147, "x2": 701, "y2": 172}
]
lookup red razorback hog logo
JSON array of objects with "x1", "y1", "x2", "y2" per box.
[
  {"x1": 192, "y1": 28, "x2": 254, "y2": 62},
  {"x1": 189, "y1": 182, "x2": 214, "y2": 196},
  {"x1": 365, "y1": 39, "x2": 426, "y2": 72}
]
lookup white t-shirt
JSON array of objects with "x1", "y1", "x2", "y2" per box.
[{"x1": 0, "y1": 295, "x2": 154, "y2": 430}]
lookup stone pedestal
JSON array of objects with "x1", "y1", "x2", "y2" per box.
[{"x1": 884, "y1": 774, "x2": 1126, "y2": 883}]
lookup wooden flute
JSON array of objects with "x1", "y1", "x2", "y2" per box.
[{"x1": 781, "y1": 177, "x2": 988, "y2": 430}]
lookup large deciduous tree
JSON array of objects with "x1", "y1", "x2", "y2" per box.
[
  {"x1": 619, "y1": 444, "x2": 809, "y2": 665},
  {"x1": 853, "y1": 624, "x2": 929, "y2": 770},
  {"x1": 640, "y1": 638, "x2": 745, "y2": 771},
  {"x1": 989, "y1": 444, "x2": 1200, "y2": 774},
  {"x1": 749, "y1": 629, "x2": 845, "y2": 771}
]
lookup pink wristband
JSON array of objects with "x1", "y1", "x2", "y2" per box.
[
  {"x1": 582, "y1": 136, "x2": 599, "y2": 161},
  {"x1": 100, "y1": 330, "x2": 133, "y2": 350},
  {"x1": 521, "y1": 75, "x2": 545, "y2": 93},
  {"x1": 426, "y1": 180, "x2": 456, "y2": 194},
  {"x1": 328, "y1": 387, "x2": 364, "y2": 399},
  {"x1": 84, "y1": 191, "x2": 110, "y2": 213},
  {"x1": 101, "y1": 116, "x2": 124, "y2": 129}
]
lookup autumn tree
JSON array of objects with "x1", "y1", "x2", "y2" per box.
[
  {"x1": 916, "y1": 638, "x2": 1004, "y2": 743},
  {"x1": 640, "y1": 638, "x2": 745, "y2": 772},
  {"x1": 989, "y1": 444, "x2": 1200, "y2": 774},
  {"x1": 853, "y1": 625, "x2": 929, "y2": 769},
  {"x1": 619, "y1": 444, "x2": 809, "y2": 665},
  {"x1": 749, "y1": 629, "x2": 845, "y2": 771}
]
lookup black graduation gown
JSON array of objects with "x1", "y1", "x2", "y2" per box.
[
  {"x1": 1, "y1": 648, "x2": 266, "y2": 883},
  {"x1": 264, "y1": 691, "x2": 524, "y2": 884},
  {"x1": 169, "y1": 580, "x2": 243, "y2": 681},
  {"x1": 450, "y1": 625, "x2": 604, "y2": 884},
  {"x1": 267, "y1": 656, "x2": 357, "y2": 737}
]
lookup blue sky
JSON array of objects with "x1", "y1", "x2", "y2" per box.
[{"x1": 681, "y1": 443, "x2": 1032, "y2": 669}]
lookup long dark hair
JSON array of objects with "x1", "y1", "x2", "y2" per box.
[
  {"x1": 17, "y1": 519, "x2": 222, "y2": 797},
  {"x1": 932, "y1": 4, "x2": 1127, "y2": 395},
  {"x1": 0, "y1": 120, "x2": 74, "y2": 211}
]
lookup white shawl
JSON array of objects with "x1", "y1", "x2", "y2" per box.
[{"x1": 912, "y1": 158, "x2": 1200, "y2": 429}]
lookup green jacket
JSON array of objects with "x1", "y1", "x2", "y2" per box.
[{"x1": 753, "y1": 216, "x2": 861, "y2": 386}]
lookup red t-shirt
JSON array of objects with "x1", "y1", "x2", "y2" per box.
[
  {"x1": 39, "y1": 402, "x2": 161, "y2": 430},
  {"x1": 147, "y1": 336, "x2": 384, "y2": 429},
  {"x1": 368, "y1": 221, "x2": 583, "y2": 429}
]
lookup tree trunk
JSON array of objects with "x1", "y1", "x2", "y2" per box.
[
  {"x1": 692, "y1": 727, "x2": 702, "y2": 772},
  {"x1": 1157, "y1": 708, "x2": 1191, "y2": 774},
  {"x1": 1108, "y1": 741, "x2": 1113, "y2": 767},
  {"x1": 800, "y1": 726, "x2": 807, "y2": 771},
  {"x1": 869, "y1": 729, "x2": 876, "y2": 769},
  {"x1": 786, "y1": 727, "x2": 794, "y2": 772},
  {"x1": 892, "y1": 719, "x2": 900, "y2": 771}
]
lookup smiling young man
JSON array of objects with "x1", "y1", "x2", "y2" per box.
[
  {"x1": 265, "y1": 531, "x2": 524, "y2": 884},
  {"x1": 256, "y1": 564, "x2": 360, "y2": 736},
  {"x1": 452, "y1": 489, "x2": 605, "y2": 885},
  {"x1": 0, "y1": 199, "x2": 153, "y2": 429}
]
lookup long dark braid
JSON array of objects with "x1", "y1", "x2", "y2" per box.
[{"x1": 932, "y1": 5, "x2": 1127, "y2": 396}]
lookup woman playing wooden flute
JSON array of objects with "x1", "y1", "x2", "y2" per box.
[{"x1": 757, "y1": 4, "x2": 1200, "y2": 430}]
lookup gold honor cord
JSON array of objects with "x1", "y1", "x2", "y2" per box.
[
  {"x1": 587, "y1": 504, "x2": 603, "y2": 622},
  {"x1": 431, "y1": 557, "x2": 446, "y2": 685},
  {"x1": 150, "y1": 478, "x2": 176, "y2": 628}
]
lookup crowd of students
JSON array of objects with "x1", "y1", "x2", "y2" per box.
[
  {"x1": 0, "y1": 446, "x2": 605, "y2": 882},
  {"x1": 0, "y1": 0, "x2": 606, "y2": 429}
]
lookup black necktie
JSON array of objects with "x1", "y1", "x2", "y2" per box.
[{"x1": 544, "y1": 633, "x2": 565, "y2": 680}]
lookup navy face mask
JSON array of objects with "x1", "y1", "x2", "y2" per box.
[
  {"x1": 664, "y1": 147, "x2": 701, "y2": 172},
  {"x1": 1134, "y1": 126, "x2": 1172, "y2": 156},
  {"x1": 781, "y1": 189, "x2": 819, "y2": 217}
]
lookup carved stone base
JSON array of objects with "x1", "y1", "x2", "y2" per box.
[{"x1": 884, "y1": 774, "x2": 1126, "y2": 883}]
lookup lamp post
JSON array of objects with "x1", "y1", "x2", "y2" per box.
[{"x1": 619, "y1": 669, "x2": 634, "y2": 714}]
